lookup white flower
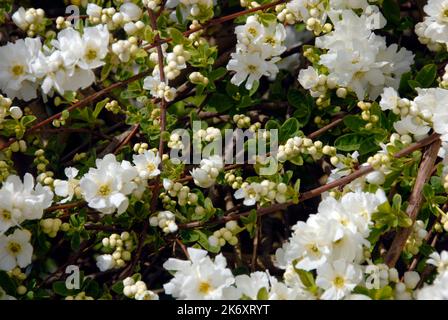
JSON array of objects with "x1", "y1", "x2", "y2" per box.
[
  {"x1": 135, "y1": 290, "x2": 159, "y2": 300},
  {"x1": 78, "y1": 25, "x2": 110, "y2": 70},
  {"x1": 86, "y1": 3, "x2": 102, "y2": 18},
  {"x1": 227, "y1": 52, "x2": 269, "y2": 90},
  {"x1": 163, "y1": 247, "x2": 235, "y2": 299},
  {"x1": 427, "y1": 251, "x2": 448, "y2": 274},
  {"x1": 54, "y1": 167, "x2": 80, "y2": 203},
  {"x1": 0, "y1": 229, "x2": 33, "y2": 271},
  {"x1": 379, "y1": 87, "x2": 399, "y2": 111},
  {"x1": 417, "y1": 0, "x2": 448, "y2": 45},
  {"x1": 298, "y1": 66, "x2": 319, "y2": 90},
  {"x1": 79, "y1": 154, "x2": 138, "y2": 214},
  {"x1": 132, "y1": 150, "x2": 161, "y2": 180},
  {"x1": 191, "y1": 155, "x2": 223, "y2": 188},
  {"x1": 417, "y1": 271, "x2": 448, "y2": 300},
  {"x1": 234, "y1": 182, "x2": 262, "y2": 206},
  {"x1": 119, "y1": 3, "x2": 143, "y2": 22},
  {"x1": 0, "y1": 38, "x2": 41, "y2": 100},
  {"x1": 96, "y1": 254, "x2": 115, "y2": 271},
  {"x1": 11, "y1": 7, "x2": 28, "y2": 30},
  {"x1": 224, "y1": 271, "x2": 270, "y2": 300},
  {"x1": 316, "y1": 260, "x2": 363, "y2": 300},
  {"x1": 0, "y1": 173, "x2": 53, "y2": 233}
]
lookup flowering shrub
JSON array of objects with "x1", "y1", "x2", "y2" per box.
[{"x1": 1, "y1": 0, "x2": 448, "y2": 301}]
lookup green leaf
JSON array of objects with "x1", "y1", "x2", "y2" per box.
[
  {"x1": 334, "y1": 133, "x2": 364, "y2": 151},
  {"x1": 52, "y1": 281, "x2": 76, "y2": 296},
  {"x1": 111, "y1": 281, "x2": 124, "y2": 295},
  {"x1": 93, "y1": 98, "x2": 109, "y2": 119},
  {"x1": 415, "y1": 64, "x2": 437, "y2": 88},
  {"x1": 295, "y1": 269, "x2": 315, "y2": 289},
  {"x1": 382, "y1": 0, "x2": 400, "y2": 25},
  {"x1": 279, "y1": 118, "x2": 300, "y2": 143},
  {"x1": 207, "y1": 93, "x2": 233, "y2": 113},
  {"x1": 343, "y1": 115, "x2": 365, "y2": 132}
]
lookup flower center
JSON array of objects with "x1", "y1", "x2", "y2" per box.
[
  {"x1": 333, "y1": 276, "x2": 345, "y2": 289},
  {"x1": 248, "y1": 27, "x2": 258, "y2": 37},
  {"x1": 0, "y1": 210, "x2": 11, "y2": 221},
  {"x1": 11, "y1": 64, "x2": 24, "y2": 77},
  {"x1": 85, "y1": 48, "x2": 98, "y2": 61},
  {"x1": 98, "y1": 184, "x2": 111, "y2": 196},
  {"x1": 265, "y1": 36, "x2": 276, "y2": 46},
  {"x1": 247, "y1": 65, "x2": 258, "y2": 72},
  {"x1": 147, "y1": 163, "x2": 156, "y2": 172},
  {"x1": 198, "y1": 281, "x2": 212, "y2": 294},
  {"x1": 7, "y1": 241, "x2": 21, "y2": 255}
]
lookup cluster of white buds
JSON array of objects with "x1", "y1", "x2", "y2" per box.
[
  {"x1": 55, "y1": 16, "x2": 71, "y2": 30},
  {"x1": 8, "y1": 140, "x2": 27, "y2": 154},
  {"x1": 367, "y1": 153, "x2": 391, "y2": 171},
  {"x1": 390, "y1": 133, "x2": 413, "y2": 146},
  {"x1": 123, "y1": 277, "x2": 159, "y2": 300},
  {"x1": 12, "y1": 7, "x2": 46, "y2": 37},
  {"x1": 208, "y1": 221, "x2": 240, "y2": 248},
  {"x1": 86, "y1": 3, "x2": 142, "y2": 31},
  {"x1": 180, "y1": 0, "x2": 214, "y2": 19},
  {"x1": 225, "y1": 171, "x2": 244, "y2": 190},
  {"x1": 149, "y1": 211, "x2": 178, "y2": 234},
  {"x1": 277, "y1": 136, "x2": 336, "y2": 163},
  {"x1": 232, "y1": 114, "x2": 251, "y2": 129},
  {"x1": 162, "y1": 179, "x2": 199, "y2": 207},
  {"x1": 65, "y1": 292, "x2": 94, "y2": 300},
  {"x1": 40, "y1": 218, "x2": 66, "y2": 238},
  {"x1": 96, "y1": 232, "x2": 133, "y2": 271},
  {"x1": 404, "y1": 220, "x2": 428, "y2": 256},
  {"x1": 143, "y1": 0, "x2": 162, "y2": 10},
  {"x1": 133, "y1": 142, "x2": 149, "y2": 154},
  {"x1": 235, "y1": 180, "x2": 291, "y2": 206},
  {"x1": 0, "y1": 95, "x2": 12, "y2": 124},
  {"x1": 357, "y1": 101, "x2": 380, "y2": 130},
  {"x1": 364, "y1": 262, "x2": 399, "y2": 290},
  {"x1": 395, "y1": 271, "x2": 421, "y2": 300},
  {"x1": 123, "y1": 20, "x2": 145, "y2": 36},
  {"x1": 8, "y1": 267, "x2": 27, "y2": 282},
  {"x1": 276, "y1": 2, "x2": 330, "y2": 35},
  {"x1": 249, "y1": 122, "x2": 262, "y2": 133},
  {"x1": 112, "y1": 37, "x2": 139, "y2": 63},
  {"x1": 187, "y1": 20, "x2": 207, "y2": 46},
  {"x1": 34, "y1": 149, "x2": 50, "y2": 174},
  {"x1": 163, "y1": 45, "x2": 190, "y2": 81},
  {"x1": 189, "y1": 71, "x2": 209, "y2": 86},
  {"x1": 168, "y1": 133, "x2": 185, "y2": 150},
  {"x1": 105, "y1": 100, "x2": 122, "y2": 114},
  {"x1": 195, "y1": 127, "x2": 221, "y2": 143}
]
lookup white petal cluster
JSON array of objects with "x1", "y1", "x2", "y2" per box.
[
  {"x1": 123, "y1": 277, "x2": 159, "y2": 300},
  {"x1": 149, "y1": 211, "x2": 178, "y2": 234},
  {"x1": 0, "y1": 229, "x2": 33, "y2": 271},
  {"x1": 163, "y1": 247, "x2": 235, "y2": 300},
  {"x1": 12, "y1": 7, "x2": 45, "y2": 36},
  {"x1": 190, "y1": 155, "x2": 223, "y2": 188},
  {"x1": 380, "y1": 87, "x2": 448, "y2": 141},
  {"x1": 275, "y1": 190, "x2": 386, "y2": 299},
  {"x1": 96, "y1": 232, "x2": 133, "y2": 271},
  {"x1": 234, "y1": 180, "x2": 290, "y2": 207},
  {"x1": 53, "y1": 167, "x2": 80, "y2": 203},
  {"x1": 415, "y1": 0, "x2": 448, "y2": 51},
  {"x1": 0, "y1": 173, "x2": 53, "y2": 233},
  {"x1": 74, "y1": 150, "x2": 160, "y2": 214},
  {"x1": 299, "y1": 10, "x2": 414, "y2": 100},
  {"x1": 0, "y1": 25, "x2": 110, "y2": 100},
  {"x1": 227, "y1": 15, "x2": 286, "y2": 90},
  {"x1": 86, "y1": 3, "x2": 142, "y2": 30},
  {"x1": 417, "y1": 271, "x2": 448, "y2": 300}
]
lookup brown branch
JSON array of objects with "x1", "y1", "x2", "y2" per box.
[{"x1": 384, "y1": 138, "x2": 441, "y2": 267}]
